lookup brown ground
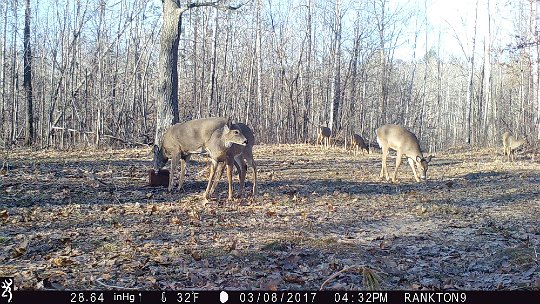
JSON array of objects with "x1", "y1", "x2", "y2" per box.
[{"x1": 1, "y1": 144, "x2": 539, "y2": 290}]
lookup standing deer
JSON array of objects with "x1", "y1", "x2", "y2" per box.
[
  {"x1": 502, "y1": 131, "x2": 526, "y2": 161},
  {"x1": 351, "y1": 133, "x2": 369, "y2": 156},
  {"x1": 317, "y1": 126, "x2": 332, "y2": 149},
  {"x1": 153, "y1": 117, "x2": 247, "y2": 200},
  {"x1": 376, "y1": 124, "x2": 433, "y2": 183},
  {"x1": 209, "y1": 123, "x2": 257, "y2": 198}
]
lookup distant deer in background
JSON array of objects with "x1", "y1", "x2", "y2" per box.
[
  {"x1": 376, "y1": 124, "x2": 433, "y2": 183},
  {"x1": 153, "y1": 117, "x2": 247, "y2": 200},
  {"x1": 351, "y1": 133, "x2": 369, "y2": 156},
  {"x1": 317, "y1": 126, "x2": 332, "y2": 149},
  {"x1": 502, "y1": 131, "x2": 526, "y2": 162}
]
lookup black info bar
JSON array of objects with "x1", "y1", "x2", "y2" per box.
[{"x1": 1, "y1": 290, "x2": 539, "y2": 304}]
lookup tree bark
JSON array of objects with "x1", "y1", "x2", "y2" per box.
[
  {"x1": 530, "y1": 0, "x2": 540, "y2": 140},
  {"x1": 329, "y1": 0, "x2": 342, "y2": 133},
  {"x1": 466, "y1": 0, "x2": 480, "y2": 145},
  {"x1": 23, "y1": 0, "x2": 33, "y2": 146},
  {"x1": 154, "y1": 0, "x2": 182, "y2": 146}
]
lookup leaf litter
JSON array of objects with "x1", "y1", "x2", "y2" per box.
[{"x1": 0, "y1": 145, "x2": 539, "y2": 290}]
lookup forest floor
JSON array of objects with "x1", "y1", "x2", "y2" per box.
[{"x1": 1, "y1": 144, "x2": 540, "y2": 291}]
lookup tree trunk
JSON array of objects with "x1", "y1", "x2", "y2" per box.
[
  {"x1": 23, "y1": 0, "x2": 33, "y2": 146},
  {"x1": 466, "y1": 0, "x2": 480, "y2": 145},
  {"x1": 208, "y1": 8, "x2": 219, "y2": 117},
  {"x1": 530, "y1": 0, "x2": 540, "y2": 140},
  {"x1": 1, "y1": 1, "x2": 7, "y2": 145},
  {"x1": 481, "y1": 0, "x2": 492, "y2": 145},
  {"x1": 154, "y1": 0, "x2": 182, "y2": 145},
  {"x1": 329, "y1": 0, "x2": 342, "y2": 133}
]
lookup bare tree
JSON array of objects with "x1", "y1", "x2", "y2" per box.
[
  {"x1": 23, "y1": 0, "x2": 33, "y2": 146},
  {"x1": 329, "y1": 0, "x2": 342, "y2": 134},
  {"x1": 529, "y1": 0, "x2": 540, "y2": 140},
  {"x1": 1, "y1": 1, "x2": 8, "y2": 145}
]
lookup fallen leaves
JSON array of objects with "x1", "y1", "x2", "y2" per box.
[
  {"x1": 1, "y1": 145, "x2": 540, "y2": 290},
  {"x1": 51, "y1": 256, "x2": 76, "y2": 267},
  {"x1": 11, "y1": 236, "x2": 29, "y2": 258}
]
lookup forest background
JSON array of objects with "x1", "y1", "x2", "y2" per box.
[{"x1": 1, "y1": 0, "x2": 539, "y2": 152}]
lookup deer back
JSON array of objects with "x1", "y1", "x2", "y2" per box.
[
  {"x1": 509, "y1": 136, "x2": 526, "y2": 150},
  {"x1": 162, "y1": 117, "x2": 228, "y2": 156},
  {"x1": 376, "y1": 124, "x2": 422, "y2": 158}
]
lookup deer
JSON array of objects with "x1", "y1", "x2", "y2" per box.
[
  {"x1": 208, "y1": 123, "x2": 257, "y2": 198},
  {"x1": 502, "y1": 131, "x2": 526, "y2": 161},
  {"x1": 153, "y1": 117, "x2": 247, "y2": 201},
  {"x1": 376, "y1": 124, "x2": 433, "y2": 183},
  {"x1": 317, "y1": 126, "x2": 332, "y2": 149},
  {"x1": 351, "y1": 133, "x2": 369, "y2": 156}
]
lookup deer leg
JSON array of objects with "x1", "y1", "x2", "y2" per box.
[
  {"x1": 380, "y1": 148, "x2": 389, "y2": 180},
  {"x1": 235, "y1": 155, "x2": 247, "y2": 198},
  {"x1": 204, "y1": 160, "x2": 219, "y2": 200},
  {"x1": 244, "y1": 149, "x2": 257, "y2": 197},
  {"x1": 226, "y1": 161, "x2": 234, "y2": 201},
  {"x1": 408, "y1": 158, "x2": 420, "y2": 182},
  {"x1": 205, "y1": 155, "x2": 211, "y2": 178},
  {"x1": 168, "y1": 154, "x2": 179, "y2": 192},
  {"x1": 178, "y1": 157, "x2": 187, "y2": 191},
  {"x1": 209, "y1": 162, "x2": 225, "y2": 195},
  {"x1": 250, "y1": 159, "x2": 258, "y2": 197},
  {"x1": 392, "y1": 153, "x2": 403, "y2": 182}
]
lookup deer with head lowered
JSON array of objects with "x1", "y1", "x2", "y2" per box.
[
  {"x1": 153, "y1": 117, "x2": 247, "y2": 201},
  {"x1": 502, "y1": 131, "x2": 526, "y2": 162},
  {"x1": 208, "y1": 122, "x2": 257, "y2": 198},
  {"x1": 376, "y1": 124, "x2": 433, "y2": 183},
  {"x1": 351, "y1": 133, "x2": 369, "y2": 156},
  {"x1": 317, "y1": 126, "x2": 331, "y2": 149}
]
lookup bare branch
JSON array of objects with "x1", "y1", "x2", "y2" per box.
[{"x1": 178, "y1": 0, "x2": 250, "y2": 14}]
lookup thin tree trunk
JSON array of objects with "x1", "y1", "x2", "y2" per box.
[
  {"x1": 208, "y1": 8, "x2": 219, "y2": 117},
  {"x1": 530, "y1": 0, "x2": 540, "y2": 140},
  {"x1": 256, "y1": 0, "x2": 263, "y2": 133},
  {"x1": 10, "y1": 1, "x2": 18, "y2": 143},
  {"x1": 466, "y1": 0, "x2": 480, "y2": 145},
  {"x1": 482, "y1": 0, "x2": 492, "y2": 145},
  {"x1": 329, "y1": 0, "x2": 342, "y2": 133},
  {"x1": 1, "y1": 1, "x2": 7, "y2": 145},
  {"x1": 23, "y1": 0, "x2": 33, "y2": 146}
]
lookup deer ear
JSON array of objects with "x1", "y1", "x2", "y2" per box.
[
  {"x1": 416, "y1": 156, "x2": 422, "y2": 162},
  {"x1": 223, "y1": 123, "x2": 230, "y2": 133},
  {"x1": 153, "y1": 144, "x2": 159, "y2": 153},
  {"x1": 226, "y1": 117, "x2": 233, "y2": 128}
]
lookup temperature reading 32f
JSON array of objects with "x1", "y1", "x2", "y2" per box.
[{"x1": 160, "y1": 292, "x2": 200, "y2": 303}]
